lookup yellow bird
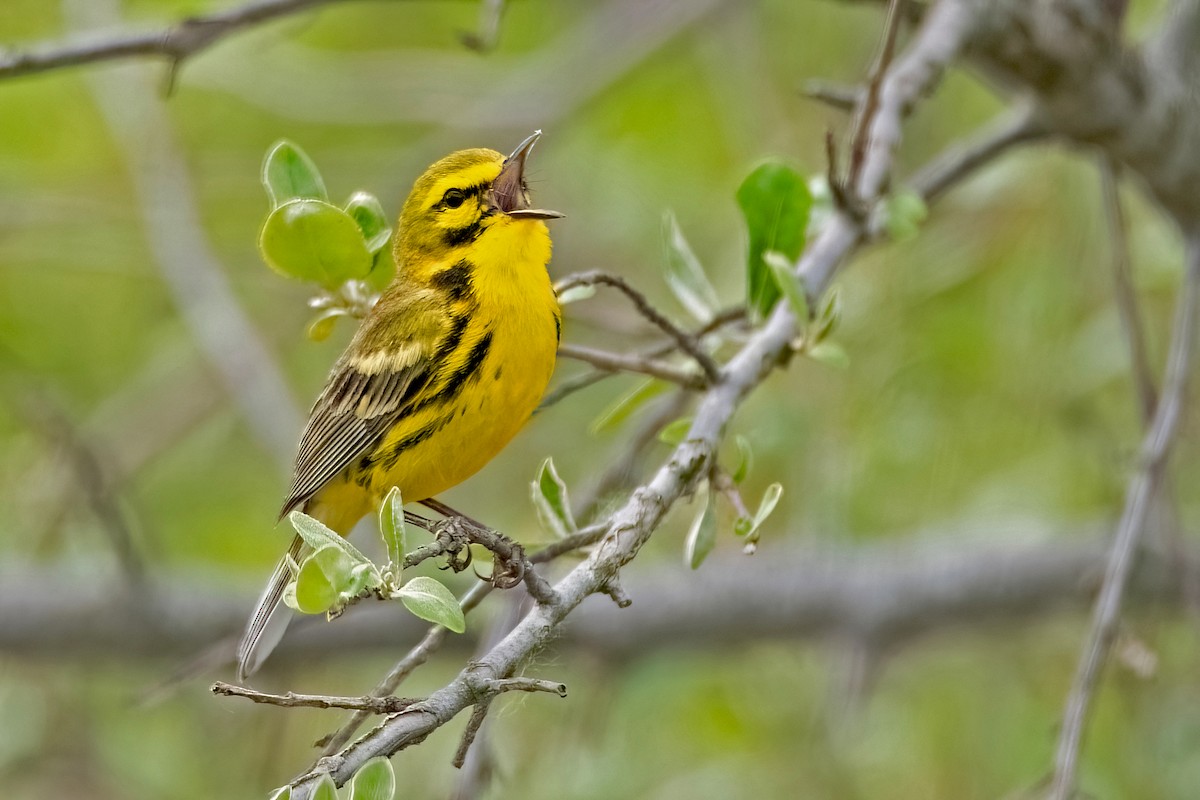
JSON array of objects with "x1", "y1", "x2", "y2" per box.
[{"x1": 237, "y1": 132, "x2": 563, "y2": 679}]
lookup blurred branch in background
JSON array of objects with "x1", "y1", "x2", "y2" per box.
[
  {"x1": 0, "y1": 530, "x2": 1193, "y2": 661},
  {"x1": 64, "y1": 0, "x2": 303, "y2": 469},
  {"x1": 0, "y1": 0, "x2": 362, "y2": 86}
]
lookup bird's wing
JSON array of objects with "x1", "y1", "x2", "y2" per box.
[{"x1": 279, "y1": 289, "x2": 451, "y2": 519}]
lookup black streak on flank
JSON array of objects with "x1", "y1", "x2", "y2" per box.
[
  {"x1": 431, "y1": 260, "x2": 475, "y2": 302},
  {"x1": 553, "y1": 313, "x2": 562, "y2": 343},
  {"x1": 438, "y1": 331, "x2": 494, "y2": 405},
  {"x1": 434, "y1": 314, "x2": 470, "y2": 362},
  {"x1": 443, "y1": 222, "x2": 482, "y2": 248}
]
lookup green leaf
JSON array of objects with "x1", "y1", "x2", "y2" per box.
[
  {"x1": 344, "y1": 191, "x2": 392, "y2": 254},
  {"x1": 307, "y1": 308, "x2": 348, "y2": 342},
  {"x1": 556, "y1": 284, "x2": 596, "y2": 305},
  {"x1": 268, "y1": 787, "x2": 292, "y2": 800},
  {"x1": 294, "y1": 545, "x2": 354, "y2": 614},
  {"x1": 684, "y1": 489, "x2": 718, "y2": 569},
  {"x1": 379, "y1": 486, "x2": 407, "y2": 569},
  {"x1": 738, "y1": 483, "x2": 783, "y2": 552},
  {"x1": 764, "y1": 250, "x2": 810, "y2": 322},
  {"x1": 311, "y1": 774, "x2": 339, "y2": 800},
  {"x1": 663, "y1": 211, "x2": 719, "y2": 324},
  {"x1": 365, "y1": 250, "x2": 396, "y2": 292},
  {"x1": 262, "y1": 140, "x2": 327, "y2": 207},
  {"x1": 657, "y1": 416, "x2": 694, "y2": 446},
  {"x1": 814, "y1": 286, "x2": 842, "y2": 344},
  {"x1": 396, "y1": 576, "x2": 466, "y2": 633},
  {"x1": 883, "y1": 190, "x2": 928, "y2": 242},
  {"x1": 531, "y1": 457, "x2": 577, "y2": 538},
  {"x1": 732, "y1": 434, "x2": 753, "y2": 484},
  {"x1": 737, "y1": 161, "x2": 812, "y2": 320},
  {"x1": 807, "y1": 341, "x2": 849, "y2": 369},
  {"x1": 289, "y1": 510, "x2": 372, "y2": 565},
  {"x1": 260, "y1": 199, "x2": 373, "y2": 289},
  {"x1": 590, "y1": 378, "x2": 670, "y2": 435},
  {"x1": 349, "y1": 756, "x2": 396, "y2": 800}
]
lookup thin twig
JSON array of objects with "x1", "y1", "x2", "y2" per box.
[
  {"x1": 906, "y1": 107, "x2": 1045, "y2": 206},
  {"x1": 212, "y1": 682, "x2": 419, "y2": 713},
  {"x1": 555, "y1": 271, "x2": 723, "y2": 383},
  {"x1": 1050, "y1": 233, "x2": 1200, "y2": 799},
  {"x1": 317, "y1": 581, "x2": 492, "y2": 755},
  {"x1": 846, "y1": 0, "x2": 906, "y2": 193},
  {"x1": 0, "y1": 0, "x2": 356, "y2": 83},
  {"x1": 1101, "y1": 160, "x2": 1158, "y2": 421},
  {"x1": 802, "y1": 80, "x2": 861, "y2": 111},
  {"x1": 452, "y1": 702, "x2": 491, "y2": 769},
  {"x1": 460, "y1": 0, "x2": 506, "y2": 52},
  {"x1": 540, "y1": 306, "x2": 746, "y2": 411},
  {"x1": 558, "y1": 343, "x2": 706, "y2": 388}
]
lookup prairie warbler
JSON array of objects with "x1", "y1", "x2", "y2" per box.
[{"x1": 237, "y1": 132, "x2": 563, "y2": 679}]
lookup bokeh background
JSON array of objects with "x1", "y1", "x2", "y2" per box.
[{"x1": 2, "y1": 0, "x2": 1199, "y2": 798}]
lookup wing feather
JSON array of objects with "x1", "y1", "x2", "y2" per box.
[{"x1": 278, "y1": 292, "x2": 451, "y2": 519}]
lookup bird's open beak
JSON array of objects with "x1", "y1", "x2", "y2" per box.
[{"x1": 493, "y1": 130, "x2": 565, "y2": 220}]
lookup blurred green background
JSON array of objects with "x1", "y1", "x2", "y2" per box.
[{"x1": 2, "y1": 0, "x2": 1199, "y2": 798}]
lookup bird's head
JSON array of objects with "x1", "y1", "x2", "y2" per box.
[{"x1": 395, "y1": 131, "x2": 562, "y2": 270}]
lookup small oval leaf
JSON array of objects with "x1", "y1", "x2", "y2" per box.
[
  {"x1": 260, "y1": 199, "x2": 373, "y2": 289},
  {"x1": 590, "y1": 378, "x2": 670, "y2": 435},
  {"x1": 557, "y1": 284, "x2": 597, "y2": 305},
  {"x1": 737, "y1": 161, "x2": 812, "y2": 320},
  {"x1": 345, "y1": 191, "x2": 392, "y2": 253},
  {"x1": 262, "y1": 140, "x2": 327, "y2": 207},
  {"x1": 764, "y1": 250, "x2": 810, "y2": 322},
  {"x1": 311, "y1": 774, "x2": 339, "y2": 800},
  {"x1": 396, "y1": 576, "x2": 466, "y2": 633},
  {"x1": 684, "y1": 490, "x2": 718, "y2": 569},
  {"x1": 349, "y1": 756, "x2": 396, "y2": 800},
  {"x1": 663, "y1": 210, "x2": 719, "y2": 324},
  {"x1": 289, "y1": 510, "x2": 372, "y2": 565},
  {"x1": 307, "y1": 308, "x2": 348, "y2": 342},
  {"x1": 294, "y1": 548, "x2": 346, "y2": 614},
  {"x1": 732, "y1": 434, "x2": 753, "y2": 484},
  {"x1": 268, "y1": 786, "x2": 292, "y2": 800},
  {"x1": 379, "y1": 486, "x2": 407, "y2": 569},
  {"x1": 807, "y1": 341, "x2": 849, "y2": 369},
  {"x1": 657, "y1": 416, "x2": 694, "y2": 446},
  {"x1": 531, "y1": 457, "x2": 577, "y2": 538}
]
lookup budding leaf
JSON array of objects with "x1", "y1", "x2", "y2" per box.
[
  {"x1": 737, "y1": 161, "x2": 812, "y2": 320},
  {"x1": 262, "y1": 140, "x2": 328, "y2": 207},
  {"x1": 814, "y1": 286, "x2": 842, "y2": 344},
  {"x1": 379, "y1": 486, "x2": 407, "y2": 570},
  {"x1": 345, "y1": 191, "x2": 392, "y2": 254},
  {"x1": 684, "y1": 490, "x2": 718, "y2": 569},
  {"x1": 306, "y1": 308, "x2": 349, "y2": 342},
  {"x1": 807, "y1": 341, "x2": 850, "y2": 369},
  {"x1": 590, "y1": 377, "x2": 670, "y2": 435},
  {"x1": 764, "y1": 250, "x2": 810, "y2": 322},
  {"x1": 268, "y1": 787, "x2": 292, "y2": 800},
  {"x1": 311, "y1": 774, "x2": 339, "y2": 800},
  {"x1": 396, "y1": 576, "x2": 466, "y2": 633},
  {"x1": 883, "y1": 190, "x2": 928, "y2": 242},
  {"x1": 531, "y1": 457, "x2": 577, "y2": 539},
  {"x1": 292, "y1": 545, "x2": 351, "y2": 614},
  {"x1": 658, "y1": 416, "x2": 694, "y2": 446},
  {"x1": 289, "y1": 510, "x2": 373, "y2": 566},
  {"x1": 260, "y1": 199, "x2": 374, "y2": 289},
  {"x1": 349, "y1": 756, "x2": 396, "y2": 800},
  {"x1": 663, "y1": 211, "x2": 720, "y2": 324},
  {"x1": 737, "y1": 483, "x2": 783, "y2": 553},
  {"x1": 557, "y1": 284, "x2": 596, "y2": 305},
  {"x1": 732, "y1": 434, "x2": 753, "y2": 484}
]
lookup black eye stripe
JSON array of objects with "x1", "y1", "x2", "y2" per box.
[{"x1": 438, "y1": 183, "x2": 488, "y2": 210}]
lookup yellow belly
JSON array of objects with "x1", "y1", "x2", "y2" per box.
[{"x1": 307, "y1": 280, "x2": 559, "y2": 529}]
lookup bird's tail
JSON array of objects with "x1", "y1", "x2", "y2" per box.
[{"x1": 236, "y1": 533, "x2": 304, "y2": 681}]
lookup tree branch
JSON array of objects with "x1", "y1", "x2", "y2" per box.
[
  {"x1": 279, "y1": 5, "x2": 976, "y2": 795},
  {"x1": 0, "y1": 0, "x2": 361, "y2": 84},
  {"x1": 1049, "y1": 232, "x2": 1200, "y2": 799},
  {"x1": 557, "y1": 343, "x2": 705, "y2": 389},
  {"x1": 212, "y1": 681, "x2": 419, "y2": 713}
]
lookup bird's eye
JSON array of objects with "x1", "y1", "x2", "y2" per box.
[{"x1": 442, "y1": 189, "x2": 466, "y2": 209}]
